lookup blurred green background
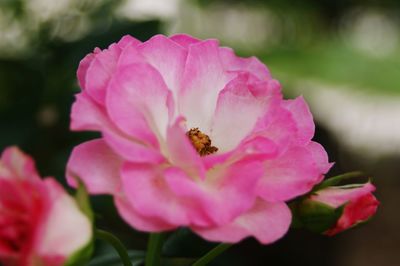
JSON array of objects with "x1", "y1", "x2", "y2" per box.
[{"x1": 0, "y1": 0, "x2": 399, "y2": 265}]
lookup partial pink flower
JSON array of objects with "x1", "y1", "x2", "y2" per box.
[
  {"x1": 310, "y1": 182, "x2": 379, "y2": 236},
  {"x1": 0, "y1": 147, "x2": 92, "y2": 266},
  {"x1": 67, "y1": 34, "x2": 332, "y2": 244}
]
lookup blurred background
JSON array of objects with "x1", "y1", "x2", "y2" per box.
[{"x1": 0, "y1": 0, "x2": 399, "y2": 265}]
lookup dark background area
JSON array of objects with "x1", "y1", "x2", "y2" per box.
[{"x1": 0, "y1": 0, "x2": 399, "y2": 265}]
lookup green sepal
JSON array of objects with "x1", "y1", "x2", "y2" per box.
[
  {"x1": 291, "y1": 199, "x2": 345, "y2": 234},
  {"x1": 75, "y1": 179, "x2": 95, "y2": 223},
  {"x1": 289, "y1": 205, "x2": 304, "y2": 229},
  {"x1": 313, "y1": 171, "x2": 364, "y2": 192},
  {"x1": 63, "y1": 179, "x2": 95, "y2": 265},
  {"x1": 64, "y1": 240, "x2": 94, "y2": 266}
]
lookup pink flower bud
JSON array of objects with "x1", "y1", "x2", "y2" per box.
[
  {"x1": 310, "y1": 182, "x2": 379, "y2": 236},
  {"x1": 0, "y1": 147, "x2": 92, "y2": 266}
]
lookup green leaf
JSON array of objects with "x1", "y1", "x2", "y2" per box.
[{"x1": 292, "y1": 199, "x2": 345, "y2": 234}]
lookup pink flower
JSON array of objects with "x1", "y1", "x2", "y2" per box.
[
  {"x1": 67, "y1": 34, "x2": 332, "y2": 244},
  {"x1": 0, "y1": 147, "x2": 92, "y2": 266},
  {"x1": 310, "y1": 182, "x2": 379, "y2": 236}
]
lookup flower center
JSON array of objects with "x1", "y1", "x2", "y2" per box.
[{"x1": 186, "y1": 128, "x2": 218, "y2": 156}]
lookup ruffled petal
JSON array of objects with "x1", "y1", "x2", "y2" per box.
[
  {"x1": 311, "y1": 182, "x2": 376, "y2": 208},
  {"x1": 77, "y1": 52, "x2": 96, "y2": 90},
  {"x1": 138, "y1": 35, "x2": 187, "y2": 101},
  {"x1": 251, "y1": 99, "x2": 296, "y2": 154},
  {"x1": 117, "y1": 35, "x2": 141, "y2": 49},
  {"x1": 201, "y1": 135, "x2": 279, "y2": 171},
  {"x1": 0, "y1": 147, "x2": 40, "y2": 181},
  {"x1": 85, "y1": 43, "x2": 122, "y2": 104},
  {"x1": 103, "y1": 130, "x2": 165, "y2": 163},
  {"x1": 36, "y1": 179, "x2": 92, "y2": 260},
  {"x1": 180, "y1": 40, "x2": 232, "y2": 133},
  {"x1": 166, "y1": 159, "x2": 264, "y2": 226},
  {"x1": 166, "y1": 118, "x2": 205, "y2": 178},
  {"x1": 193, "y1": 201, "x2": 291, "y2": 244},
  {"x1": 106, "y1": 63, "x2": 173, "y2": 147},
  {"x1": 211, "y1": 74, "x2": 270, "y2": 152},
  {"x1": 170, "y1": 33, "x2": 201, "y2": 48},
  {"x1": 77, "y1": 35, "x2": 141, "y2": 104},
  {"x1": 66, "y1": 139, "x2": 122, "y2": 195},
  {"x1": 283, "y1": 96, "x2": 315, "y2": 145},
  {"x1": 120, "y1": 163, "x2": 192, "y2": 226},
  {"x1": 257, "y1": 142, "x2": 332, "y2": 202},
  {"x1": 114, "y1": 196, "x2": 176, "y2": 232},
  {"x1": 307, "y1": 141, "x2": 333, "y2": 174},
  {"x1": 70, "y1": 92, "x2": 110, "y2": 132},
  {"x1": 219, "y1": 47, "x2": 271, "y2": 80},
  {"x1": 71, "y1": 92, "x2": 165, "y2": 163}
]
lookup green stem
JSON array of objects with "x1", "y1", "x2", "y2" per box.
[
  {"x1": 95, "y1": 229, "x2": 133, "y2": 266},
  {"x1": 192, "y1": 243, "x2": 232, "y2": 266},
  {"x1": 145, "y1": 233, "x2": 166, "y2": 266}
]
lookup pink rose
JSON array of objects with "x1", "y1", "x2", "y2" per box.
[
  {"x1": 67, "y1": 34, "x2": 332, "y2": 244},
  {"x1": 309, "y1": 182, "x2": 379, "y2": 236},
  {"x1": 0, "y1": 147, "x2": 92, "y2": 266}
]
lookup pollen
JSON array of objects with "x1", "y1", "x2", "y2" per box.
[{"x1": 186, "y1": 128, "x2": 218, "y2": 156}]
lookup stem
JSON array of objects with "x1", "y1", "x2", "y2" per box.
[
  {"x1": 192, "y1": 243, "x2": 232, "y2": 266},
  {"x1": 145, "y1": 233, "x2": 166, "y2": 266},
  {"x1": 95, "y1": 229, "x2": 133, "y2": 266}
]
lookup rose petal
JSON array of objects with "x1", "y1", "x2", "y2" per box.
[
  {"x1": 77, "y1": 52, "x2": 96, "y2": 90},
  {"x1": 193, "y1": 200, "x2": 291, "y2": 244},
  {"x1": 66, "y1": 139, "x2": 122, "y2": 195},
  {"x1": 283, "y1": 96, "x2": 315, "y2": 145},
  {"x1": 257, "y1": 142, "x2": 332, "y2": 202},
  {"x1": 326, "y1": 193, "x2": 379, "y2": 236},
  {"x1": 37, "y1": 179, "x2": 91, "y2": 260},
  {"x1": 165, "y1": 159, "x2": 263, "y2": 226},
  {"x1": 117, "y1": 35, "x2": 142, "y2": 49},
  {"x1": 219, "y1": 47, "x2": 271, "y2": 80},
  {"x1": 211, "y1": 74, "x2": 269, "y2": 152},
  {"x1": 0, "y1": 147, "x2": 40, "y2": 181},
  {"x1": 120, "y1": 163, "x2": 192, "y2": 226},
  {"x1": 85, "y1": 43, "x2": 122, "y2": 104},
  {"x1": 179, "y1": 40, "x2": 232, "y2": 133},
  {"x1": 170, "y1": 33, "x2": 201, "y2": 48},
  {"x1": 70, "y1": 92, "x2": 110, "y2": 132},
  {"x1": 71, "y1": 92, "x2": 164, "y2": 163},
  {"x1": 138, "y1": 34, "x2": 187, "y2": 102},
  {"x1": 115, "y1": 195, "x2": 176, "y2": 232},
  {"x1": 311, "y1": 182, "x2": 376, "y2": 208},
  {"x1": 103, "y1": 130, "x2": 165, "y2": 163},
  {"x1": 106, "y1": 63, "x2": 173, "y2": 147},
  {"x1": 166, "y1": 117, "x2": 205, "y2": 178}
]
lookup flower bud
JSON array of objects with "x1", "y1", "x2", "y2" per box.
[
  {"x1": 0, "y1": 147, "x2": 93, "y2": 266},
  {"x1": 292, "y1": 181, "x2": 378, "y2": 235}
]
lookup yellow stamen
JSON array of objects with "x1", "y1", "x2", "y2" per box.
[{"x1": 186, "y1": 128, "x2": 218, "y2": 156}]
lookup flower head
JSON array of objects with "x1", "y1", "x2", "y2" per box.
[
  {"x1": 0, "y1": 147, "x2": 92, "y2": 266},
  {"x1": 67, "y1": 34, "x2": 332, "y2": 244},
  {"x1": 309, "y1": 182, "x2": 379, "y2": 236}
]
